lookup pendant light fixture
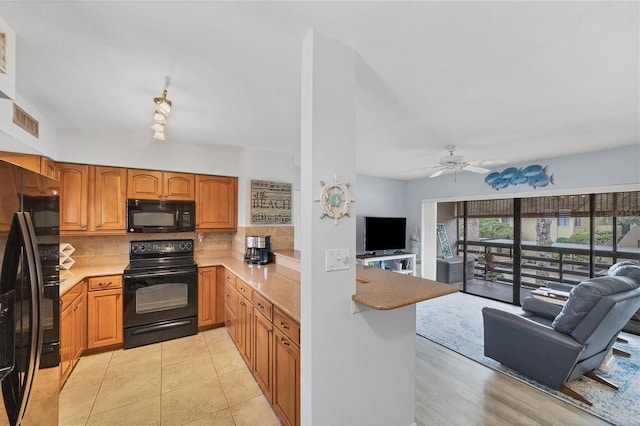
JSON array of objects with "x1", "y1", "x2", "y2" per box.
[{"x1": 152, "y1": 78, "x2": 172, "y2": 140}]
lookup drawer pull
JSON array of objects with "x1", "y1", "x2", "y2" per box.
[
  {"x1": 281, "y1": 323, "x2": 289, "y2": 330},
  {"x1": 240, "y1": 300, "x2": 245, "y2": 306},
  {"x1": 281, "y1": 338, "x2": 290, "y2": 346},
  {"x1": 257, "y1": 303, "x2": 264, "y2": 309},
  {"x1": 99, "y1": 281, "x2": 112, "y2": 287},
  {"x1": 240, "y1": 287, "x2": 245, "y2": 293}
]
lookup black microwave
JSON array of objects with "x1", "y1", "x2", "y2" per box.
[{"x1": 127, "y1": 199, "x2": 195, "y2": 233}]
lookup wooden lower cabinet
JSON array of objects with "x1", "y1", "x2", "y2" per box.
[
  {"x1": 87, "y1": 275, "x2": 123, "y2": 350},
  {"x1": 223, "y1": 268, "x2": 299, "y2": 425},
  {"x1": 253, "y1": 309, "x2": 274, "y2": 401},
  {"x1": 273, "y1": 324, "x2": 300, "y2": 426},
  {"x1": 236, "y1": 290, "x2": 253, "y2": 365},
  {"x1": 198, "y1": 266, "x2": 225, "y2": 329},
  {"x1": 60, "y1": 281, "x2": 87, "y2": 386}
]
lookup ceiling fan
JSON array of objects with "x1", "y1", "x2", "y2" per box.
[{"x1": 427, "y1": 145, "x2": 505, "y2": 178}]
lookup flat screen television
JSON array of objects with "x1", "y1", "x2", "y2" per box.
[{"x1": 364, "y1": 216, "x2": 407, "y2": 252}]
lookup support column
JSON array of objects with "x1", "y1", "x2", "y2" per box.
[{"x1": 301, "y1": 29, "x2": 416, "y2": 426}]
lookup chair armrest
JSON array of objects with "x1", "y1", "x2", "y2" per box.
[
  {"x1": 482, "y1": 307, "x2": 583, "y2": 389},
  {"x1": 521, "y1": 296, "x2": 563, "y2": 320}
]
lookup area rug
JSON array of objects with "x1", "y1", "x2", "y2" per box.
[{"x1": 416, "y1": 292, "x2": 640, "y2": 426}]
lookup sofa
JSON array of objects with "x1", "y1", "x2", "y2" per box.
[{"x1": 482, "y1": 265, "x2": 640, "y2": 405}]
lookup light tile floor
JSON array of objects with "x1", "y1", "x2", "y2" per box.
[{"x1": 59, "y1": 328, "x2": 282, "y2": 426}]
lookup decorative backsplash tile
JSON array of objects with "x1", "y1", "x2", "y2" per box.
[{"x1": 65, "y1": 226, "x2": 294, "y2": 267}]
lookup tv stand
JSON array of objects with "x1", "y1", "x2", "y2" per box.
[{"x1": 356, "y1": 253, "x2": 417, "y2": 276}]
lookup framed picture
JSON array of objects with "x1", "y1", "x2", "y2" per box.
[{"x1": 250, "y1": 179, "x2": 292, "y2": 225}]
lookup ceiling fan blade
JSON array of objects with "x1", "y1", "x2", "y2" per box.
[
  {"x1": 463, "y1": 165, "x2": 492, "y2": 174},
  {"x1": 468, "y1": 159, "x2": 507, "y2": 166},
  {"x1": 429, "y1": 169, "x2": 445, "y2": 178}
]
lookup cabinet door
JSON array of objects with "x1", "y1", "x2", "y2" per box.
[
  {"x1": 127, "y1": 169, "x2": 163, "y2": 200},
  {"x1": 87, "y1": 288, "x2": 123, "y2": 349},
  {"x1": 93, "y1": 166, "x2": 127, "y2": 232},
  {"x1": 195, "y1": 175, "x2": 238, "y2": 231},
  {"x1": 253, "y1": 310, "x2": 273, "y2": 401},
  {"x1": 58, "y1": 163, "x2": 89, "y2": 231},
  {"x1": 198, "y1": 267, "x2": 218, "y2": 329},
  {"x1": 237, "y1": 295, "x2": 253, "y2": 365},
  {"x1": 40, "y1": 157, "x2": 57, "y2": 179},
  {"x1": 225, "y1": 305, "x2": 237, "y2": 344},
  {"x1": 164, "y1": 172, "x2": 195, "y2": 201},
  {"x1": 273, "y1": 328, "x2": 300, "y2": 426},
  {"x1": 60, "y1": 305, "x2": 74, "y2": 385},
  {"x1": 215, "y1": 267, "x2": 226, "y2": 324},
  {"x1": 72, "y1": 294, "x2": 87, "y2": 361}
]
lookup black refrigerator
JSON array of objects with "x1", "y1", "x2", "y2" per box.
[{"x1": 0, "y1": 159, "x2": 60, "y2": 426}]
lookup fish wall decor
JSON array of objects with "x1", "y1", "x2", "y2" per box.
[{"x1": 485, "y1": 164, "x2": 554, "y2": 191}]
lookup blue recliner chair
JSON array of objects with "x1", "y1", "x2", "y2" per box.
[{"x1": 482, "y1": 265, "x2": 640, "y2": 405}]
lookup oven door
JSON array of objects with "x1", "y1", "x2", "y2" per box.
[{"x1": 123, "y1": 269, "x2": 198, "y2": 329}]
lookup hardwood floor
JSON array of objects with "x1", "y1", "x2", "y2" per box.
[{"x1": 415, "y1": 336, "x2": 611, "y2": 425}]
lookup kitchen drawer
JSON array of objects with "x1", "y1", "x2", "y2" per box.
[
  {"x1": 236, "y1": 279, "x2": 253, "y2": 302},
  {"x1": 253, "y1": 291, "x2": 273, "y2": 321},
  {"x1": 225, "y1": 282, "x2": 238, "y2": 313},
  {"x1": 224, "y1": 269, "x2": 237, "y2": 289},
  {"x1": 61, "y1": 281, "x2": 85, "y2": 311},
  {"x1": 88, "y1": 274, "x2": 123, "y2": 291},
  {"x1": 274, "y1": 306, "x2": 300, "y2": 346}
]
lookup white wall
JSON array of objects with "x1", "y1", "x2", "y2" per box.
[
  {"x1": 408, "y1": 144, "x2": 640, "y2": 277},
  {"x1": 356, "y1": 175, "x2": 408, "y2": 254},
  {"x1": 0, "y1": 94, "x2": 57, "y2": 158},
  {"x1": 56, "y1": 128, "x2": 242, "y2": 176},
  {"x1": 238, "y1": 148, "x2": 299, "y2": 226}
]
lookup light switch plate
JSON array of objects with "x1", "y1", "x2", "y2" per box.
[{"x1": 326, "y1": 248, "x2": 351, "y2": 272}]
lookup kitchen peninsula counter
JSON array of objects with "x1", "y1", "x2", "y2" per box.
[
  {"x1": 353, "y1": 264, "x2": 458, "y2": 310},
  {"x1": 270, "y1": 250, "x2": 457, "y2": 311}
]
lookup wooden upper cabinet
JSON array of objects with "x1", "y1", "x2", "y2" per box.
[
  {"x1": 0, "y1": 151, "x2": 57, "y2": 179},
  {"x1": 91, "y1": 166, "x2": 127, "y2": 232},
  {"x1": 58, "y1": 163, "x2": 127, "y2": 234},
  {"x1": 196, "y1": 175, "x2": 238, "y2": 231},
  {"x1": 128, "y1": 169, "x2": 194, "y2": 201},
  {"x1": 58, "y1": 163, "x2": 89, "y2": 231}
]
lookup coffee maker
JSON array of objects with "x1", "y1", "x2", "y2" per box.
[{"x1": 245, "y1": 235, "x2": 271, "y2": 265}]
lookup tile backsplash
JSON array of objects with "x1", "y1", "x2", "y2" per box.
[{"x1": 64, "y1": 226, "x2": 294, "y2": 267}]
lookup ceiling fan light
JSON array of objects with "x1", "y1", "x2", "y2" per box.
[
  {"x1": 150, "y1": 122, "x2": 165, "y2": 132},
  {"x1": 152, "y1": 131, "x2": 165, "y2": 140}
]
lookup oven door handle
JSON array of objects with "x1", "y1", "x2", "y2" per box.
[{"x1": 124, "y1": 269, "x2": 195, "y2": 279}]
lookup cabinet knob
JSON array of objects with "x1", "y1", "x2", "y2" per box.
[
  {"x1": 95, "y1": 223, "x2": 100, "y2": 228},
  {"x1": 281, "y1": 338, "x2": 290, "y2": 346},
  {"x1": 281, "y1": 323, "x2": 289, "y2": 330},
  {"x1": 80, "y1": 224, "x2": 86, "y2": 229}
]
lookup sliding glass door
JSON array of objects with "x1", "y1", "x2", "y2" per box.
[{"x1": 456, "y1": 191, "x2": 640, "y2": 306}]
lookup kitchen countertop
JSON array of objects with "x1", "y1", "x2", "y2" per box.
[
  {"x1": 274, "y1": 250, "x2": 458, "y2": 310},
  {"x1": 353, "y1": 264, "x2": 458, "y2": 310},
  {"x1": 58, "y1": 252, "x2": 457, "y2": 321},
  {"x1": 197, "y1": 255, "x2": 300, "y2": 322},
  {"x1": 60, "y1": 264, "x2": 128, "y2": 296}
]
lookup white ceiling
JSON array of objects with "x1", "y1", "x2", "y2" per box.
[{"x1": 2, "y1": 1, "x2": 638, "y2": 179}]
